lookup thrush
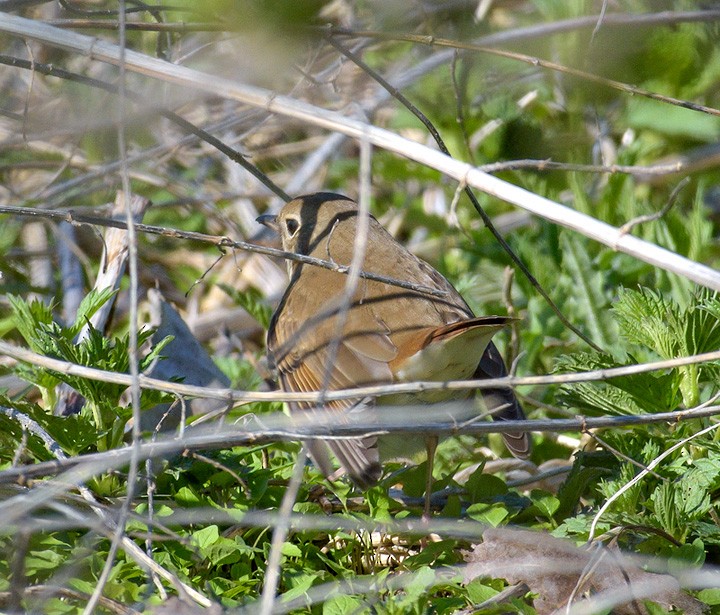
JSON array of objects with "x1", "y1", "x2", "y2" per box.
[{"x1": 258, "y1": 192, "x2": 529, "y2": 497}]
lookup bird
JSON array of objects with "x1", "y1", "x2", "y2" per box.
[{"x1": 258, "y1": 192, "x2": 529, "y2": 504}]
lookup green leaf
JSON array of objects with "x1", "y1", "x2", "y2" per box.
[
  {"x1": 7, "y1": 294, "x2": 55, "y2": 352},
  {"x1": 192, "y1": 525, "x2": 219, "y2": 550},
  {"x1": 465, "y1": 578, "x2": 499, "y2": 603},
  {"x1": 465, "y1": 471, "x2": 508, "y2": 503},
  {"x1": 405, "y1": 540, "x2": 459, "y2": 568},
  {"x1": 691, "y1": 458, "x2": 720, "y2": 489},
  {"x1": 557, "y1": 352, "x2": 678, "y2": 415},
  {"x1": 668, "y1": 538, "x2": 705, "y2": 573},
  {"x1": 69, "y1": 287, "x2": 117, "y2": 337},
  {"x1": 322, "y1": 595, "x2": 364, "y2": 614},
  {"x1": 281, "y1": 542, "x2": 303, "y2": 558},
  {"x1": 675, "y1": 475, "x2": 711, "y2": 521},
  {"x1": 697, "y1": 588, "x2": 720, "y2": 605},
  {"x1": 612, "y1": 287, "x2": 720, "y2": 406},
  {"x1": 0, "y1": 396, "x2": 104, "y2": 460},
  {"x1": 555, "y1": 452, "x2": 616, "y2": 520},
  {"x1": 559, "y1": 233, "x2": 617, "y2": 347},
  {"x1": 560, "y1": 287, "x2": 720, "y2": 412},
  {"x1": 466, "y1": 502, "x2": 508, "y2": 527},
  {"x1": 280, "y1": 570, "x2": 321, "y2": 602},
  {"x1": 650, "y1": 482, "x2": 678, "y2": 536},
  {"x1": 613, "y1": 287, "x2": 677, "y2": 358},
  {"x1": 219, "y1": 283, "x2": 274, "y2": 331},
  {"x1": 205, "y1": 536, "x2": 253, "y2": 566},
  {"x1": 642, "y1": 601, "x2": 673, "y2": 615},
  {"x1": 176, "y1": 486, "x2": 203, "y2": 506},
  {"x1": 140, "y1": 334, "x2": 174, "y2": 371},
  {"x1": 626, "y1": 97, "x2": 720, "y2": 141},
  {"x1": 366, "y1": 485, "x2": 394, "y2": 521},
  {"x1": 25, "y1": 549, "x2": 65, "y2": 572},
  {"x1": 531, "y1": 492, "x2": 560, "y2": 520},
  {"x1": 403, "y1": 566, "x2": 437, "y2": 602}
]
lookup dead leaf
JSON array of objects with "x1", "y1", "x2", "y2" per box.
[{"x1": 463, "y1": 528, "x2": 704, "y2": 614}]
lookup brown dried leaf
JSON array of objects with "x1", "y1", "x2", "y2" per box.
[{"x1": 463, "y1": 528, "x2": 704, "y2": 615}]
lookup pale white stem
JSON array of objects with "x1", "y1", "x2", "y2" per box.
[{"x1": 2, "y1": 14, "x2": 719, "y2": 291}]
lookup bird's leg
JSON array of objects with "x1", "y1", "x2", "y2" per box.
[{"x1": 423, "y1": 435, "x2": 438, "y2": 520}]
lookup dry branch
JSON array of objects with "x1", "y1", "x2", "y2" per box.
[
  {"x1": 2, "y1": 14, "x2": 720, "y2": 291},
  {"x1": 0, "y1": 399, "x2": 718, "y2": 487},
  {"x1": 3, "y1": 337, "x2": 720, "y2": 404}
]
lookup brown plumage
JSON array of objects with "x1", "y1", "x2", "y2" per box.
[{"x1": 259, "y1": 192, "x2": 529, "y2": 488}]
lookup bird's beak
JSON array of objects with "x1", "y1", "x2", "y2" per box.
[{"x1": 256, "y1": 214, "x2": 279, "y2": 232}]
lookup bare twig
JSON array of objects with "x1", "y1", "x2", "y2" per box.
[
  {"x1": 258, "y1": 449, "x2": 307, "y2": 615},
  {"x1": 329, "y1": 25, "x2": 720, "y2": 118},
  {"x1": 328, "y1": 10, "x2": 720, "y2": 49},
  {"x1": 0, "y1": 204, "x2": 449, "y2": 298},
  {"x1": 584, "y1": 430, "x2": 665, "y2": 481},
  {"x1": 588, "y1": 421, "x2": 720, "y2": 542},
  {"x1": 46, "y1": 19, "x2": 225, "y2": 32},
  {"x1": 0, "y1": 53, "x2": 290, "y2": 202},
  {"x1": 84, "y1": 8, "x2": 139, "y2": 607},
  {"x1": 0, "y1": 406, "x2": 212, "y2": 606},
  {"x1": 327, "y1": 37, "x2": 603, "y2": 352},
  {"x1": 2, "y1": 14, "x2": 718, "y2": 291},
  {"x1": 3, "y1": 338, "x2": 720, "y2": 404},
  {"x1": 0, "y1": 401, "x2": 718, "y2": 487},
  {"x1": 0, "y1": 584, "x2": 140, "y2": 615},
  {"x1": 618, "y1": 177, "x2": 690, "y2": 235}
]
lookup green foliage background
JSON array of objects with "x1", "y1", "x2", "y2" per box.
[{"x1": 1, "y1": 0, "x2": 720, "y2": 612}]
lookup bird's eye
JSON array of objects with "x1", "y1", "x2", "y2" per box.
[{"x1": 285, "y1": 217, "x2": 300, "y2": 237}]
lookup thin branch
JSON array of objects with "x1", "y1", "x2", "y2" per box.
[
  {"x1": 56, "y1": 0, "x2": 188, "y2": 17},
  {"x1": 618, "y1": 177, "x2": 690, "y2": 235},
  {"x1": 329, "y1": 28, "x2": 720, "y2": 118},
  {"x1": 588, "y1": 421, "x2": 720, "y2": 542},
  {"x1": 46, "y1": 19, "x2": 225, "y2": 31},
  {"x1": 49, "y1": 7, "x2": 720, "y2": 35},
  {"x1": 584, "y1": 430, "x2": 665, "y2": 481},
  {"x1": 327, "y1": 37, "x2": 603, "y2": 352},
  {"x1": 258, "y1": 449, "x2": 307, "y2": 615},
  {"x1": 330, "y1": 10, "x2": 720, "y2": 48},
  {"x1": 0, "y1": 407, "x2": 66, "y2": 460},
  {"x1": 0, "y1": 53, "x2": 290, "y2": 202},
  {"x1": 2, "y1": 14, "x2": 717, "y2": 291},
  {"x1": 0, "y1": 204, "x2": 447, "y2": 297},
  {"x1": 0, "y1": 584, "x2": 140, "y2": 615},
  {"x1": 479, "y1": 159, "x2": 685, "y2": 177},
  {"x1": 3, "y1": 338, "x2": 720, "y2": 404},
  {"x1": 84, "y1": 9, "x2": 139, "y2": 610},
  {"x1": 0, "y1": 401, "x2": 718, "y2": 487}
]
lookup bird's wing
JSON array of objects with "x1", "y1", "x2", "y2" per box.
[
  {"x1": 474, "y1": 341, "x2": 531, "y2": 459},
  {"x1": 270, "y1": 297, "x2": 398, "y2": 488}
]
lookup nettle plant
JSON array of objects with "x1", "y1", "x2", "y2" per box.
[
  {"x1": 555, "y1": 287, "x2": 720, "y2": 555},
  {"x1": 5, "y1": 289, "x2": 172, "y2": 457}
]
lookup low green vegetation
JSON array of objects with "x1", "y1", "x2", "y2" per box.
[{"x1": 1, "y1": 1, "x2": 719, "y2": 612}]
